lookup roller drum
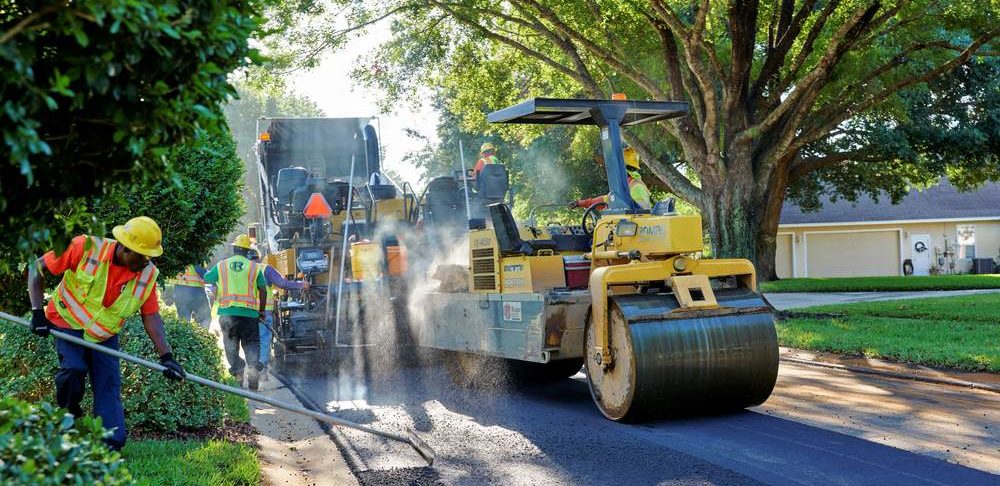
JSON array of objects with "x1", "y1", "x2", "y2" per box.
[{"x1": 585, "y1": 288, "x2": 778, "y2": 421}]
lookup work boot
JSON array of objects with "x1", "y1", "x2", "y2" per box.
[
  {"x1": 260, "y1": 365, "x2": 269, "y2": 382},
  {"x1": 247, "y1": 369, "x2": 259, "y2": 391}
]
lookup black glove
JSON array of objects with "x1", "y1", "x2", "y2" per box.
[
  {"x1": 31, "y1": 308, "x2": 51, "y2": 338},
  {"x1": 159, "y1": 353, "x2": 187, "y2": 381}
]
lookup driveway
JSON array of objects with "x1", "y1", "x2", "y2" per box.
[{"x1": 764, "y1": 288, "x2": 1000, "y2": 310}]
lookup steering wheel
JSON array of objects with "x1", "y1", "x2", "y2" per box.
[{"x1": 581, "y1": 202, "x2": 604, "y2": 236}]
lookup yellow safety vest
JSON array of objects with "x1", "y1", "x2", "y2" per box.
[
  {"x1": 52, "y1": 237, "x2": 159, "y2": 343},
  {"x1": 258, "y1": 263, "x2": 277, "y2": 312},
  {"x1": 216, "y1": 256, "x2": 261, "y2": 311},
  {"x1": 174, "y1": 265, "x2": 205, "y2": 287}
]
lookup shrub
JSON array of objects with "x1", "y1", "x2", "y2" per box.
[
  {"x1": 0, "y1": 398, "x2": 134, "y2": 485},
  {"x1": 0, "y1": 311, "x2": 228, "y2": 434}
]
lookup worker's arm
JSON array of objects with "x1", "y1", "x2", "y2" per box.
[
  {"x1": 264, "y1": 266, "x2": 308, "y2": 291},
  {"x1": 27, "y1": 258, "x2": 52, "y2": 337},
  {"x1": 569, "y1": 195, "x2": 608, "y2": 209},
  {"x1": 141, "y1": 312, "x2": 172, "y2": 357},
  {"x1": 27, "y1": 257, "x2": 47, "y2": 310}
]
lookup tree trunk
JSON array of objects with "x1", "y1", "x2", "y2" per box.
[{"x1": 699, "y1": 156, "x2": 788, "y2": 284}]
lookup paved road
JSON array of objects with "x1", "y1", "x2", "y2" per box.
[
  {"x1": 764, "y1": 289, "x2": 1000, "y2": 310},
  {"x1": 279, "y1": 352, "x2": 999, "y2": 485}
]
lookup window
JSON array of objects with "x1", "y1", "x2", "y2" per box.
[{"x1": 957, "y1": 225, "x2": 976, "y2": 259}]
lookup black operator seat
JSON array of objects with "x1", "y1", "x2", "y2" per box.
[
  {"x1": 489, "y1": 203, "x2": 558, "y2": 256},
  {"x1": 477, "y1": 164, "x2": 509, "y2": 203}
]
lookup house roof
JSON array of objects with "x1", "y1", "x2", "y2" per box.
[{"x1": 780, "y1": 179, "x2": 1000, "y2": 226}]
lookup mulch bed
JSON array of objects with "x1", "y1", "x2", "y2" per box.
[{"x1": 131, "y1": 419, "x2": 257, "y2": 446}]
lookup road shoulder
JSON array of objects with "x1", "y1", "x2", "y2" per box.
[{"x1": 250, "y1": 373, "x2": 359, "y2": 486}]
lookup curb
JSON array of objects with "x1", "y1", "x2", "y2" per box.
[{"x1": 780, "y1": 356, "x2": 1000, "y2": 394}]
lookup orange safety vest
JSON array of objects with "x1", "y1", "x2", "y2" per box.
[
  {"x1": 216, "y1": 256, "x2": 262, "y2": 311},
  {"x1": 174, "y1": 265, "x2": 205, "y2": 287},
  {"x1": 52, "y1": 237, "x2": 159, "y2": 343}
]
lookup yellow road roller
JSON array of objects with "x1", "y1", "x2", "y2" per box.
[{"x1": 411, "y1": 98, "x2": 779, "y2": 420}]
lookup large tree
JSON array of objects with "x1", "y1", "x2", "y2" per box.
[{"x1": 285, "y1": 0, "x2": 999, "y2": 279}]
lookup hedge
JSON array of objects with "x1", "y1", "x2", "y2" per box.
[
  {"x1": 0, "y1": 398, "x2": 134, "y2": 485},
  {"x1": 0, "y1": 309, "x2": 228, "y2": 433}
]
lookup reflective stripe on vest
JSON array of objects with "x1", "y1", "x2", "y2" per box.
[
  {"x1": 217, "y1": 257, "x2": 261, "y2": 310},
  {"x1": 627, "y1": 174, "x2": 651, "y2": 210},
  {"x1": 175, "y1": 265, "x2": 205, "y2": 287},
  {"x1": 52, "y1": 237, "x2": 159, "y2": 342}
]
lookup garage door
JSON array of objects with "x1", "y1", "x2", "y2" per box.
[
  {"x1": 775, "y1": 234, "x2": 793, "y2": 279},
  {"x1": 806, "y1": 231, "x2": 900, "y2": 277}
]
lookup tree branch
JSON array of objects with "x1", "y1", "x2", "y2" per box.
[{"x1": 1, "y1": 3, "x2": 65, "y2": 45}]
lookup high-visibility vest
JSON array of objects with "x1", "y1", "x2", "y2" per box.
[
  {"x1": 52, "y1": 237, "x2": 159, "y2": 343},
  {"x1": 216, "y1": 256, "x2": 262, "y2": 312},
  {"x1": 627, "y1": 172, "x2": 652, "y2": 210},
  {"x1": 174, "y1": 265, "x2": 205, "y2": 287}
]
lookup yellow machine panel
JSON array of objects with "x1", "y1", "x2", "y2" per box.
[
  {"x1": 469, "y1": 229, "x2": 499, "y2": 293},
  {"x1": 592, "y1": 214, "x2": 703, "y2": 258},
  {"x1": 375, "y1": 198, "x2": 406, "y2": 222}
]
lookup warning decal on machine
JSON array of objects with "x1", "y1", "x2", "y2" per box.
[{"x1": 502, "y1": 302, "x2": 522, "y2": 322}]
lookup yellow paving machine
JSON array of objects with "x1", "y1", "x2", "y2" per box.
[{"x1": 414, "y1": 98, "x2": 779, "y2": 420}]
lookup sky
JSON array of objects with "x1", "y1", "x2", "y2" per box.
[{"x1": 289, "y1": 23, "x2": 438, "y2": 188}]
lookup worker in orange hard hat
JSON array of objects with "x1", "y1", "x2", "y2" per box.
[
  {"x1": 472, "y1": 142, "x2": 502, "y2": 180},
  {"x1": 27, "y1": 216, "x2": 187, "y2": 451},
  {"x1": 568, "y1": 146, "x2": 651, "y2": 210}
]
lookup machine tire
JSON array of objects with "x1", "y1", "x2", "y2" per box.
[{"x1": 585, "y1": 289, "x2": 779, "y2": 421}]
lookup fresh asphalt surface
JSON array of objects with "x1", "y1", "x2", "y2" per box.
[{"x1": 278, "y1": 353, "x2": 999, "y2": 486}]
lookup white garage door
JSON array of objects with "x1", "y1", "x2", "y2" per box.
[
  {"x1": 776, "y1": 234, "x2": 793, "y2": 279},
  {"x1": 806, "y1": 231, "x2": 900, "y2": 277}
]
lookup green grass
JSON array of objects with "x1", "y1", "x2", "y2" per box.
[
  {"x1": 124, "y1": 439, "x2": 259, "y2": 486},
  {"x1": 778, "y1": 293, "x2": 1000, "y2": 372},
  {"x1": 222, "y1": 376, "x2": 251, "y2": 423},
  {"x1": 761, "y1": 274, "x2": 1000, "y2": 293}
]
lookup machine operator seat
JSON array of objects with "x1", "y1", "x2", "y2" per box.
[
  {"x1": 477, "y1": 164, "x2": 509, "y2": 203},
  {"x1": 489, "y1": 203, "x2": 558, "y2": 256}
]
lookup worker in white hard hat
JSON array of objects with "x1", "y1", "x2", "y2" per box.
[{"x1": 26, "y1": 216, "x2": 186, "y2": 451}]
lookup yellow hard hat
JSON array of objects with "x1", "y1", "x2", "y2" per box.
[
  {"x1": 112, "y1": 216, "x2": 163, "y2": 257},
  {"x1": 480, "y1": 142, "x2": 496, "y2": 154},
  {"x1": 232, "y1": 234, "x2": 253, "y2": 249},
  {"x1": 623, "y1": 147, "x2": 640, "y2": 170}
]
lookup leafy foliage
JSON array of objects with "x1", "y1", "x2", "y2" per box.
[
  {"x1": 93, "y1": 129, "x2": 246, "y2": 279},
  {"x1": 0, "y1": 398, "x2": 134, "y2": 485},
  {"x1": 0, "y1": 311, "x2": 231, "y2": 433},
  {"x1": 276, "y1": 0, "x2": 999, "y2": 278},
  {"x1": 0, "y1": 1, "x2": 259, "y2": 262}
]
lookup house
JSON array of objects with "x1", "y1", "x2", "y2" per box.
[{"x1": 776, "y1": 179, "x2": 1000, "y2": 278}]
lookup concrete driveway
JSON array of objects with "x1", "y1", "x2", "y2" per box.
[{"x1": 764, "y1": 288, "x2": 1000, "y2": 310}]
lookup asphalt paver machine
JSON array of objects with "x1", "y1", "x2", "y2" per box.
[
  {"x1": 416, "y1": 98, "x2": 779, "y2": 420},
  {"x1": 254, "y1": 117, "x2": 415, "y2": 366}
]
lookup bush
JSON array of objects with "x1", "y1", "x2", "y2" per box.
[
  {"x1": 0, "y1": 311, "x2": 228, "y2": 434},
  {"x1": 0, "y1": 398, "x2": 134, "y2": 485}
]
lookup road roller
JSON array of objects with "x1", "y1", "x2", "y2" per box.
[{"x1": 412, "y1": 97, "x2": 779, "y2": 421}]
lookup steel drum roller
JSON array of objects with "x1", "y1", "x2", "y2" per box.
[{"x1": 585, "y1": 288, "x2": 778, "y2": 421}]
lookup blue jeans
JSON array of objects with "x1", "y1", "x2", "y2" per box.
[
  {"x1": 259, "y1": 312, "x2": 273, "y2": 370},
  {"x1": 54, "y1": 330, "x2": 126, "y2": 450}
]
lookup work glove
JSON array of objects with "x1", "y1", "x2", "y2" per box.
[
  {"x1": 567, "y1": 200, "x2": 581, "y2": 209},
  {"x1": 159, "y1": 353, "x2": 187, "y2": 381},
  {"x1": 31, "y1": 308, "x2": 51, "y2": 338}
]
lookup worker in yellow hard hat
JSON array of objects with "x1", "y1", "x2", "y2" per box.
[
  {"x1": 569, "y1": 147, "x2": 652, "y2": 210},
  {"x1": 26, "y1": 216, "x2": 187, "y2": 451},
  {"x1": 203, "y1": 234, "x2": 267, "y2": 390},
  {"x1": 473, "y1": 142, "x2": 502, "y2": 180}
]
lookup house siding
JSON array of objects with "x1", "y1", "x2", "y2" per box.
[{"x1": 776, "y1": 220, "x2": 1000, "y2": 278}]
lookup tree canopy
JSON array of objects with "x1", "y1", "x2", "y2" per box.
[
  {"x1": 281, "y1": 0, "x2": 999, "y2": 278},
  {"x1": 0, "y1": 1, "x2": 260, "y2": 260}
]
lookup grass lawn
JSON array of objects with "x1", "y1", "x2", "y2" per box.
[
  {"x1": 761, "y1": 274, "x2": 1000, "y2": 293},
  {"x1": 777, "y1": 293, "x2": 1000, "y2": 372},
  {"x1": 124, "y1": 377, "x2": 258, "y2": 485}
]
